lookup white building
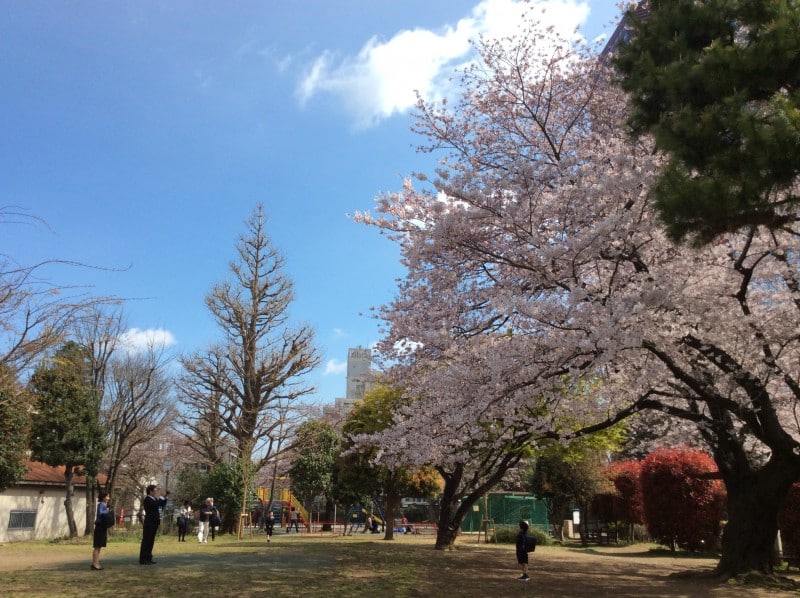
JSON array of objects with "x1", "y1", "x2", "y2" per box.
[
  {"x1": 0, "y1": 462, "x2": 97, "y2": 543},
  {"x1": 328, "y1": 347, "x2": 375, "y2": 419},
  {"x1": 345, "y1": 347, "x2": 373, "y2": 402}
]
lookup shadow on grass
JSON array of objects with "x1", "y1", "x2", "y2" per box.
[
  {"x1": 2, "y1": 533, "x2": 799, "y2": 597},
  {"x1": 564, "y1": 543, "x2": 721, "y2": 560}
]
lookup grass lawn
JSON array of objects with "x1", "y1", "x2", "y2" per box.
[{"x1": 1, "y1": 529, "x2": 798, "y2": 597}]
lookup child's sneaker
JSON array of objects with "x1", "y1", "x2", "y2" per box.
[{"x1": 517, "y1": 574, "x2": 530, "y2": 581}]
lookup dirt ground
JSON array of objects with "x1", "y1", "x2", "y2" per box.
[{"x1": 1, "y1": 535, "x2": 798, "y2": 598}]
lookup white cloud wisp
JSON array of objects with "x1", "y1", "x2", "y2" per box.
[
  {"x1": 296, "y1": 0, "x2": 591, "y2": 128},
  {"x1": 117, "y1": 327, "x2": 177, "y2": 354}
]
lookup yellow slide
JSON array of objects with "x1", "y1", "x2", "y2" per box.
[
  {"x1": 281, "y1": 488, "x2": 309, "y2": 524},
  {"x1": 255, "y1": 487, "x2": 309, "y2": 524}
]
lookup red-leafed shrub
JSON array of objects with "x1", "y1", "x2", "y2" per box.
[
  {"x1": 640, "y1": 447, "x2": 726, "y2": 551},
  {"x1": 607, "y1": 460, "x2": 645, "y2": 526},
  {"x1": 779, "y1": 483, "x2": 800, "y2": 553}
]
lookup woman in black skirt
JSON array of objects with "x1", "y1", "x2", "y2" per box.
[{"x1": 92, "y1": 491, "x2": 112, "y2": 570}]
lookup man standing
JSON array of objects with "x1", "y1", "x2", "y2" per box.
[
  {"x1": 287, "y1": 506, "x2": 300, "y2": 533},
  {"x1": 139, "y1": 484, "x2": 168, "y2": 565},
  {"x1": 198, "y1": 498, "x2": 217, "y2": 543}
]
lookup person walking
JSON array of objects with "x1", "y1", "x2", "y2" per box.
[
  {"x1": 264, "y1": 510, "x2": 275, "y2": 542},
  {"x1": 139, "y1": 484, "x2": 168, "y2": 565},
  {"x1": 91, "y1": 491, "x2": 112, "y2": 570}
]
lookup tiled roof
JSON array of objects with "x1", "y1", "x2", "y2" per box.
[{"x1": 18, "y1": 461, "x2": 106, "y2": 487}]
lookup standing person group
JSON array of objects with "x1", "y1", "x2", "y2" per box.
[
  {"x1": 91, "y1": 490, "x2": 112, "y2": 570},
  {"x1": 139, "y1": 484, "x2": 169, "y2": 565},
  {"x1": 198, "y1": 497, "x2": 219, "y2": 543}
]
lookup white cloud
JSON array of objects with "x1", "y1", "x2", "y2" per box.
[
  {"x1": 324, "y1": 358, "x2": 347, "y2": 375},
  {"x1": 296, "y1": 0, "x2": 591, "y2": 128},
  {"x1": 118, "y1": 327, "x2": 177, "y2": 354}
]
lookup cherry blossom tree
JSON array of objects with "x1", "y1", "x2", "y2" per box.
[{"x1": 355, "y1": 8, "x2": 800, "y2": 578}]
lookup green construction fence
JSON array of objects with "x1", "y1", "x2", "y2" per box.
[{"x1": 460, "y1": 493, "x2": 549, "y2": 533}]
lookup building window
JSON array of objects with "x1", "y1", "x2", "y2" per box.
[{"x1": 8, "y1": 509, "x2": 37, "y2": 530}]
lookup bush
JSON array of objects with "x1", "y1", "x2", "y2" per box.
[
  {"x1": 607, "y1": 460, "x2": 645, "y2": 525},
  {"x1": 493, "y1": 525, "x2": 550, "y2": 547},
  {"x1": 640, "y1": 447, "x2": 726, "y2": 551}
]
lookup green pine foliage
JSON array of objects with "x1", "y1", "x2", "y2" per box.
[
  {"x1": 28, "y1": 341, "x2": 106, "y2": 473},
  {"x1": 615, "y1": 0, "x2": 800, "y2": 244},
  {"x1": 288, "y1": 420, "x2": 341, "y2": 504},
  {"x1": 0, "y1": 367, "x2": 31, "y2": 491}
]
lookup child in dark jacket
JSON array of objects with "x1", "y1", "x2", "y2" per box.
[{"x1": 515, "y1": 520, "x2": 532, "y2": 581}]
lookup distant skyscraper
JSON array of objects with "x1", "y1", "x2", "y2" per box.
[
  {"x1": 346, "y1": 346, "x2": 372, "y2": 402},
  {"x1": 599, "y1": 1, "x2": 649, "y2": 62},
  {"x1": 326, "y1": 347, "x2": 375, "y2": 422}
]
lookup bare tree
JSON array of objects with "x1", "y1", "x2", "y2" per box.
[
  {"x1": 101, "y1": 344, "x2": 176, "y2": 502},
  {"x1": 179, "y1": 204, "x2": 320, "y2": 514},
  {"x1": 71, "y1": 304, "x2": 125, "y2": 533},
  {"x1": 176, "y1": 347, "x2": 230, "y2": 466},
  {"x1": 0, "y1": 207, "x2": 109, "y2": 377},
  {"x1": 0, "y1": 207, "x2": 117, "y2": 494}
]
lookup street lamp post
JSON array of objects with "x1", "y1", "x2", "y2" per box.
[{"x1": 163, "y1": 459, "x2": 174, "y2": 496}]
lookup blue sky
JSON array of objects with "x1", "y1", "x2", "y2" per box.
[{"x1": 1, "y1": 0, "x2": 622, "y2": 405}]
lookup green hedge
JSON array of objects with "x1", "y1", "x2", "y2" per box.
[{"x1": 492, "y1": 525, "x2": 550, "y2": 546}]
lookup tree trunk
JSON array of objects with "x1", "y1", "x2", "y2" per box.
[
  {"x1": 715, "y1": 456, "x2": 799, "y2": 578},
  {"x1": 433, "y1": 467, "x2": 484, "y2": 549},
  {"x1": 434, "y1": 465, "x2": 464, "y2": 549},
  {"x1": 552, "y1": 519, "x2": 564, "y2": 542},
  {"x1": 383, "y1": 490, "x2": 401, "y2": 541},
  {"x1": 321, "y1": 497, "x2": 335, "y2": 532},
  {"x1": 434, "y1": 497, "x2": 460, "y2": 549},
  {"x1": 63, "y1": 465, "x2": 78, "y2": 538},
  {"x1": 433, "y1": 453, "x2": 524, "y2": 549},
  {"x1": 580, "y1": 501, "x2": 590, "y2": 547},
  {"x1": 84, "y1": 477, "x2": 97, "y2": 536}
]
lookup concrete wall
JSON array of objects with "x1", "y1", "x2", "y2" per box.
[{"x1": 0, "y1": 487, "x2": 88, "y2": 543}]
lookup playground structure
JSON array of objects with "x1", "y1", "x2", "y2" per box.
[
  {"x1": 345, "y1": 500, "x2": 387, "y2": 534},
  {"x1": 254, "y1": 487, "x2": 309, "y2": 529},
  {"x1": 244, "y1": 491, "x2": 438, "y2": 537}
]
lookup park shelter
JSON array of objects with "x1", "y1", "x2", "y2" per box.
[
  {"x1": 0, "y1": 461, "x2": 98, "y2": 543},
  {"x1": 461, "y1": 492, "x2": 548, "y2": 532}
]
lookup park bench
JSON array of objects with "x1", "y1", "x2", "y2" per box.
[{"x1": 598, "y1": 528, "x2": 618, "y2": 545}]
